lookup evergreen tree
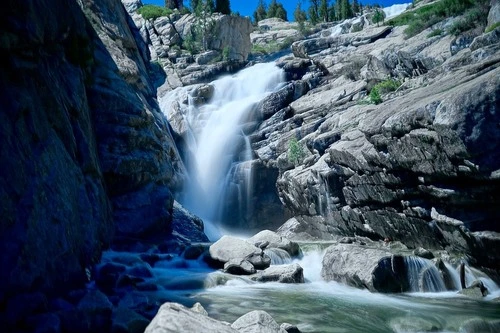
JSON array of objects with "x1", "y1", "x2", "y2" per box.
[
  {"x1": 294, "y1": 1, "x2": 307, "y2": 22},
  {"x1": 339, "y1": 0, "x2": 353, "y2": 20},
  {"x1": 275, "y1": 2, "x2": 288, "y2": 21},
  {"x1": 328, "y1": 3, "x2": 337, "y2": 21},
  {"x1": 352, "y1": 0, "x2": 360, "y2": 15},
  {"x1": 165, "y1": 0, "x2": 183, "y2": 9},
  {"x1": 319, "y1": 0, "x2": 329, "y2": 22},
  {"x1": 215, "y1": 0, "x2": 231, "y2": 14},
  {"x1": 268, "y1": 0, "x2": 279, "y2": 18},
  {"x1": 308, "y1": 0, "x2": 320, "y2": 24},
  {"x1": 190, "y1": 0, "x2": 200, "y2": 11},
  {"x1": 372, "y1": 8, "x2": 385, "y2": 26},
  {"x1": 253, "y1": 0, "x2": 267, "y2": 23}
]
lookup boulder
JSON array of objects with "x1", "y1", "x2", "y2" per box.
[
  {"x1": 413, "y1": 247, "x2": 434, "y2": 260},
  {"x1": 112, "y1": 306, "x2": 150, "y2": 333},
  {"x1": 250, "y1": 264, "x2": 304, "y2": 284},
  {"x1": 249, "y1": 230, "x2": 301, "y2": 257},
  {"x1": 208, "y1": 236, "x2": 271, "y2": 270},
  {"x1": 231, "y1": 310, "x2": 286, "y2": 333},
  {"x1": 224, "y1": 259, "x2": 256, "y2": 275},
  {"x1": 321, "y1": 244, "x2": 410, "y2": 292},
  {"x1": 145, "y1": 302, "x2": 238, "y2": 333},
  {"x1": 280, "y1": 323, "x2": 302, "y2": 333}
]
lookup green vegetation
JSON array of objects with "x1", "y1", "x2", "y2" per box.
[
  {"x1": 387, "y1": 0, "x2": 478, "y2": 38},
  {"x1": 288, "y1": 137, "x2": 306, "y2": 166},
  {"x1": 369, "y1": 79, "x2": 401, "y2": 104},
  {"x1": 427, "y1": 28, "x2": 444, "y2": 37},
  {"x1": 449, "y1": 6, "x2": 487, "y2": 36},
  {"x1": 372, "y1": 8, "x2": 386, "y2": 26},
  {"x1": 137, "y1": 5, "x2": 172, "y2": 20},
  {"x1": 222, "y1": 46, "x2": 231, "y2": 61},
  {"x1": 251, "y1": 37, "x2": 293, "y2": 55},
  {"x1": 485, "y1": 22, "x2": 500, "y2": 33}
]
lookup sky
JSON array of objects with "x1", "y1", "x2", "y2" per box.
[{"x1": 142, "y1": 0, "x2": 408, "y2": 21}]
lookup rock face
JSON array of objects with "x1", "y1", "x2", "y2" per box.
[
  {"x1": 0, "y1": 0, "x2": 187, "y2": 308},
  {"x1": 248, "y1": 11, "x2": 500, "y2": 270},
  {"x1": 124, "y1": 4, "x2": 253, "y2": 92}
]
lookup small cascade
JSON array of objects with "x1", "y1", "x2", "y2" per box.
[
  {"x1": 464, "y1": 266, "x2": 500, "y2": 294},
  {"x1": 383, "y1": 3, "x2": 411, "y2": 19},
  {"x1": 443, "y1": 262, "x2": 462, "y2": 290},
  {"x1": 264, "y1": 248, "x2": 293, "y2": 265},
  {"x1": 405, "y1": 257, "x2": 446, "y2": 292}
]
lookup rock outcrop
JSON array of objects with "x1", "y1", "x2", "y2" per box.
[
  {"x1": 0, "y1": 0, "x2": 190, "y2": 323},
  {"x1": 248, "y1": 9, "x2": 500, "y2": 270}
]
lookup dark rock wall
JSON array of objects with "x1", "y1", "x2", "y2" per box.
[{"x1": 0, "y1": 0, "x2": 185, "y2": 300}]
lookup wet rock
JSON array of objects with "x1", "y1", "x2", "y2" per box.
[
  {"x1": 249, "y1": 230, "x2": 301, "y2": 257},
  {"x1": 171, "y1": 201, "x2": 209, "y2": 243},
  {"x1": 231, "y1": 310, "x2": 286, "y2": 333},
  {"x1": 413, "y1": 247, "x2": 434, "y2": 260},
  {"x1": 459, "y1": 318, "x2": 500, "y2": 333},
  {"x1": 25, "y1": 313, "x2": 61, "y2": 333},
  {"x1": 250, "y1": 264, "x2": 304, "y2": 284},
  {"x1": 224, "y1": 259, "x2": 256, "y2": 275},
  {"x1": 277, "y1": 216, "x2": 338, "y2": 241},
  {"x1": 280, "y1": 323, "x2": 302, "y2": 333},
  {"x1": 208, "y1": 236, "x2": 271, "y2": 270},
  {"x1": 112, "y1": 306, "x2": 149, "y2": 333},
  {"x1": 191, "y1": 302, "x2": 208, "y2": 316},
  {"x1": 183, "y1": 244, "x2": 209, "y2": 260},
  {"x1": 459, "y1": 280, "x2": 489, "y2": 298},
  {"x1": 321, "y1": 244, "x2": 410, "y2": 292},
  {"x1": 145, "y1": 302, "x2": 238, "y2": 333}
]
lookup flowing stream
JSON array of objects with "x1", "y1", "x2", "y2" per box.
[{"x1": 158, "y1": 62, "x2": 500, "y2": 332}]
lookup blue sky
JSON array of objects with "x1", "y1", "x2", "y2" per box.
[{"x1": 142, "y1": 1, "x2": 408, "y2": 20}]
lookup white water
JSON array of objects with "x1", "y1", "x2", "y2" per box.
[
  {"x1": 383, "y1": 3, "x2": 411, "y2": 19},
  {"x1": 405, "y1": 256, "x2": 447, "y2": 292},
  {"x1": 161, "y1": 63, "x2": 285, "y2": 240}
]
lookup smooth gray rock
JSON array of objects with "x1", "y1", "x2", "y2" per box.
[
  {"x1": 145, "y1": 302, "x2": 238, "y2": 333},
  {"x1": 231, "y1": 310, "x2": 287, "y2": 333},
  {"x1": 224, "y1": 259, "x2": 256, "y2": 275},
  {"x1": 280, "y1": 323, "x2": 302, "y2": 333},
  {"x1": 321, "y1": 244, "x2": 411, "y2": 292},
  {"x1": 209, "y1": 236, "x2": 271, "y2": 270},
  {"x1": 250, "y1": 263, "x2": 305, "y2": 284},
  {"x1": 459, "y1": 318, "x2": 500, "y2": 333},
  {"x1": 249, "y1": 230, "x2": 301, "y2": 256},
  {"x1": 488, "y1": 0, "x2": 500, "y2": 27}
]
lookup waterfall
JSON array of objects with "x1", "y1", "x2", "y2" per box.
[
  {"x1": 383, "y1": 3, "x2": 411, "y2": 19},
  {"x1": 264, "y1": 248, "x2": 293, "y2": 265},
  {"x1": 161, "y1": 63, "x2": 285, "y2": 240},
  {"x1": 405, "y1": 257, "x2": 446, "y2": 292}
]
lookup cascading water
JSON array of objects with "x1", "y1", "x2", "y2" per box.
[
  {"x1": 405, "y1": 256, "x2": 447, "y2": 292},
  {"x1": 161, "y1": 63, "x2": 285, "y2": 240}
]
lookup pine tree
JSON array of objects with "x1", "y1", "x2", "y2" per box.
[
  {"x1": 319, "y1": 0, "x2": 329, "y2": 22},
  {"x1": 165, "y1": 0, "x2": 183, "y2": 10},
  {"x1": 372, "y1": 8, "x2": 385, "y2": 26},
  {"x1": 253, "y1": 0, "x2": 267, "y2": 23},
  {"x1": 340, "y1": 0, "x2": 353, "y2": 20},
  {"x1": 308, "y1": 0, "x2": 320, "y2": 24},
  {"x1": 275, "y1": 3, "x2": 288, "y2": 21},
  {"x1": 215, "y1": 0, "x2": 230, "y2": 14},
  {"x1": 294, "y1": 1, "x2": 308, "y2": 22},
  {"x1": 352, "y1": 0, "x2": 360, "y2": 15},
  {"x1": 190, "y1": 0, "x2": 200, "y2": 11},
  {"x1": 268, "y1": 0, "x2": 278, "y2": 18}
]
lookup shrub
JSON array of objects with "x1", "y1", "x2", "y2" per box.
[
  {"x1": 427, "y1": 28, "x2": 444, "y2": 37},
  {"x1": 369, "y1": 79, "x2": 401, "y2": 104},
  {"x1": 387, "y1": 0, "x2": 476, "y2": 38},
  {"x1": 222, "y1": 46, "x2": 231, "y2": 61},
  {"x1": 137, "y1": 5, "x2": 172, "y2": 20},
  {"x1": 288, "y1": 137, "x2": 306, "y2": 166},
  {"x1": 485, "y1": 21, "x2": 500, "y2": 33}
]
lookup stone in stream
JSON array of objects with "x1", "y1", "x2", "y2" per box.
[
  {"x1": 250, "y1": 263, "x2": 304, "y2": 284},
  {"x1": 280, "y1": 323, "x2": 302, "y2": 333},
  {"x1": 249, "y1": 230, "x2": 301, "y2": 257},
  {"x1": 321, "y1": 243, "x2": 409, "y2": 292},
  {"x1": 208, "y1": 235, "x2": 271, "y2": 270},
  {"x1": 224, "y1": 259, "x2": 257, "y2": 275},
  {"x1": 459, "y1": 318, "x2": 500, "y2": 333},
  {"x1": 145, "y1": 302, "x2": 238, "y2": 333},
  {"x1": 231, "y1": 310, "x2": 287, "y2": 333}
]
